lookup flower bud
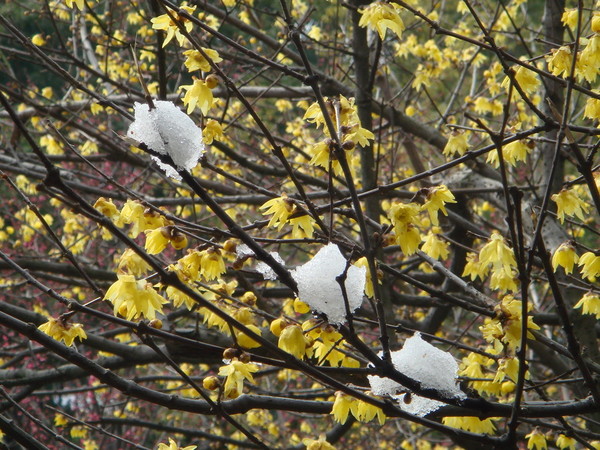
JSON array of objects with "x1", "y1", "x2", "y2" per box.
[{"x1": 205, "y1": 74, "x2": 219, "y2": 89}]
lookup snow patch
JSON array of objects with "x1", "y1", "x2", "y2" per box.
[
  {"x1": 256, "y1": 252, "x2": 285, "y2": 281},
  {"x1": 291, "y1": 243, "x2": 365, "y2": 324},
  {"x1": 127, "y1": 100, "x2": 204, "y2": 179},
  {"x1": 368, "y1": 332, "x2": 465, "y2": 417}
]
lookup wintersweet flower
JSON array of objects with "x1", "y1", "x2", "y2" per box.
[
  {"x1": 388, "y1": 202, "x2": 422, "y2": 256},
  {"x1": 421, "y1": 227, "x2": 449, "y2": 260},
  {"x1": 117, "y1": 248, "x2": 152, "y2": 276},
  {"x1": 504, "y1": 140, "x2": 532, "y2": 166},
  {"x1": 289, "y1": 214, "x2": 315, "y2": 239},
  {"x1": 579, "y1": 251, "x2": 600, "y2": 280},
  {"x1": 218, "y1": 360, "x2": 259, "y2": 399},
  {"x1": 331, "y1": 391, "x2": 356, "y2": 424},
  {"x1": 584, "y1": 94, "x2": 600, "y2": 121},
  {"x1": 479, "y1": 231, "x2": 517, "y2": 272},
  {"x1": 235, "y1": 324, "x2": 262, "y2": 349},
  {"x1": 180, "y1": 78, "x2": 213, "y2": 115},
  {"x1": 278, "y1": 324, "x2": 307, "y2": 359},
  {"x1": 573, "y1": 292, "x2": 600, "y2": 319},
  {"x1": 199, "y1": 248, "x2": 226, "y2": 280},
  {"x1": 182, "y1": 48, "x2": 222, "y2": 73},
  {"x1": 422, "y1": 185, "x2": 456, "y2": 225},
  {"x1": 65, "y1": 0, "x2": 85, "y2": 9},
  {"x1": 355, "y1": 396, "x2": 386, "y2": 425},
  {"x1": 151, "y1": 4, "x2": 196, "y2": 47},
  {"x1": 93, "y1": 197, "x2": 120, "y2": 221},
  {"x1": 145, "y1": 227, "x2": 170, "y2": 254},
  {"x1": 260, "y1": 195, "x2": 295, "y2": 230},
  {"x1": 556, "y1": 434, "x2": 576, "y2": 450},
  {"x1": 551, "y1": 188, "x2": 590, "y2": 223},
  {"x1": 443, "y1": 130, "x2": 469, "y2": 156},
  {"x1": 525, "y1": 428, "x2": 547, "y2": 450},
  {"x1": 502, "y1": 65, "x2": 540, "y2": 94},
  {"x1": 561, "y1": 8, "x2": 578, "y2": 29},
  {"x1": 462, "y1": 252, "x2": 490, "y2": 281},
  {"x1": 546, "y1": 46, "x2": 572, "y2": 78},
  {"x1": 358, "y1": 2, "x2": 405, "y2": 40},
  {"x1": 157, "y1": 438, "x2": 197, "y2": 450},
  {"x1": 202, "y1": 119, "x2": 224, "y2": 145},
  {"x1": 104, "y1": 274, "x2": 168, "y2": 321},
  {"x1": 38, "y1": 318, "x2": 87, "y2": 346},
  {"x1": 442, "y1": 416, "x2": 496, "y2": 434},
  {"x1": 303, "y1": 436, "x2": 335, "y2": 450},
  {"x1": 31, "y1": 34, "x2": 46, "y2": 46},
  {"x1": 551, "y1": 242, "x2": 579, "y2": 274}
]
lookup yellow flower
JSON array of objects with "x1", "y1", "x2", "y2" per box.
[
  {"x1": 203, "y1": 119, "x2": 224, "y2": 145},
  {"x1": 180, "y1": 78, "x2": 213, "y2": 115},
  {"x1": 278, "y1": 324, "x2": 307, "y2": 358},
  {"x1": 199, "y1": 248, "x2": 226, "y2": 281},
  {"x1": 117, "y1": 249, "x2": 152, "y2": 276},
  {"x1": 65, "y1": 0, "x2": 85, "y2": 10},
  {"x1": 502, "y1": 65, "x2": 540, "y2": 94},
  {"x1": 151, "y1": 4, "x2": 196, "y2": 47},
  {"x1": 584, "y1": 95, "x2": 600, "y2": 121},
  {"x1": 443, "y1": 130, "x2": 469, "y2": 157},
  {"x1": 104, "y1": 274, "x2": 168, "y2": 321},
  {"x1": 235, "y1": 324, "x2": 262, "y2": 349},
  {"x1": 546, "y1": 46, "x2": 572, "y2": 78},
  {"x1": 218, "y1": 360, "x2": 259, "y2": 398},
  {"x1": 388, "y1": 202, "x2": 422, "y2": 256},
  {"x1": 38, "y1": 318, "x2": 87, "y2": 346},
  {"x1": 421, "y1": 227, "x2": 449, "y2": 260},
  {"x1": 525, "y1": 428, "x2": 547, "y2": 450},
  {"x1": 462, "y1": 252, "x2": 490, "y2": 281},
  {"x1": 489, "y1": 266, "x2": 519, "y2": 293},
  {"x1": 31, "y1": 34, "x2": 46, "y2": 46},
  {"x1": 422, "y1": 185, "x2": 456, "y2": 226},
  {"x1": 556, "y1": 434, "x2": 576, "y2": 450},
  {"x1": 183, "y1": 48, "x2": 223, "y2": 72},
  {"x1": 157, "y1": 438, "x2": 197, "y2": 450},
  {"x1": 355, "y1": 397, "x2": 385, "y2": 425},
  {"x1": 504, "y1": 140, "x2": 532, "y2": 166},
  {"x1": 479, "y1": 231, "x2": 517, "y2": 272},
  {"x1": 145, "y1": 227, "x2": 170, "y2": 254},
  {"x1": 331, "y1": 391, "x2": 355, "y2": 423},
  {"x1": 441, "y1": 416, "x2": 496, "y2": 434},
  {"x1": 358, "y1": 2, "x2": 405, "y2": 40},
  {"x1": 260, "y1": 195, "x2": 295, "y2": 230},
  {"x1": 573, "y1": 292, "x2": 600, "y2": 319},
  {"x1": 551, "y1": 241, "x2": 579, "y2": 274},
  {"x1": 551, "y1": 188, "x2": 590, "y2": 223},
  {"x1": 289, "y1": 214, "x2": 315, "y2": 239},
  {"x1": 561, "y1": 8, "x2": 578, "y2": 29},
  {"x1": 303, "y1": 435, "x2": 336, "y2": 450},
  {"x1": 579, "y1": 252, "x2": 600, "y2": 280},
  {"x1": 54, "y1": 414, "x2": 69, "y2": 427}
]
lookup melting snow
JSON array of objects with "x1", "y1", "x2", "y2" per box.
[
  {"x1": 291, "y1": 243, "x2": 365, "y2": 324},
  {"x1": 368, "y1": 332, "x2": 465, "y2": 417},
  {"x1": 127, "y1": 100, "x2": 204, "y2": 179},
  {"x1": 256, "y1": 252, "x2": 285, "y2": 281}
]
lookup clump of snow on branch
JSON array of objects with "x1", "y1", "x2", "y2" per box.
[
  {"x1": 235, "y1": 244, "x2": 285, "y2": 281},
  {"x1": 256, "y1": 252, "x2": 285, "y2": 281},
  {"x1": 368, "y1": 332, "x2": 465, "y2": 417},
  {"x1": 291, "y1": 243, "x2": 366, "y2": 324},
  {"x1": 127, "y1": 100, "x2": 204, "y2": 179}
]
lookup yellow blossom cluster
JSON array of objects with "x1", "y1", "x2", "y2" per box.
[
  {"x1": 463, "y1": 231, "x2": 518, "y2": 293},
  {"x1": 259, "y1": 194, "x2": 315, "y2": 239},
  {"x1": 218, "y1": 357, "x2": 259, "y2": 399},
  {"x1": 38, "y1": 317, "x2": 87, "y2": 346},
  {"x1": 331, "y1": 391, "x2": 385, "y2": 425},
  {"x1": 480, "y1": 295, "x2": 540, "y2": 354},
  {"x1": 150, "y1": 3, "x2": 196, "y2": 47}
]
